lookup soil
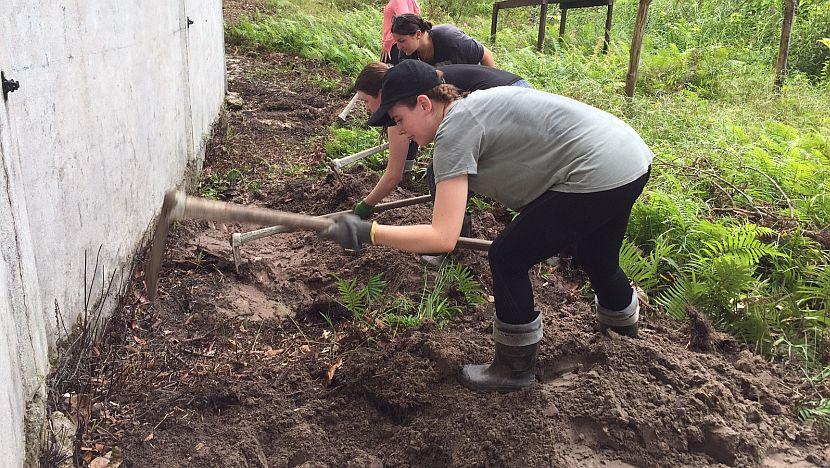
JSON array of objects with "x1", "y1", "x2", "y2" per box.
[{"x1": 62, "y1": 2, "x2": 830, "y2": 467}]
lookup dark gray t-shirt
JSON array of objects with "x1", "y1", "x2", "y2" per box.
[
  {"x1": 401, "y1": 24, "x2": 484, "y2": 66},
  {"x1": 438, "y1": 64, "x2": 522, "y2": 90},
  {"x1": 432, "y1": 87, "x2": 654, "y2": 210}
]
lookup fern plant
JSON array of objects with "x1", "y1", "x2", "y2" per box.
[
  {"x1": 654, "y1": 224, "x2": 781, "y2": 323},
  {"x1": 798, "y1": 398, "x2": 830, "y2": 423},
  {"x1": 333, "y1": 273, "x2": 386, "y2": 320},
  {"x1": 333, "y1": 261, "x2": 485, "y2": 328}
]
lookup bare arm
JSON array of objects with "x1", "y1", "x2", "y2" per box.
[
  {"x1": 363, "y1": 128, "x2": 410, "y2": 206},
  {"x1": 373, "y1": 175, "x2": 468, "y2": 253},
  {"x1": 480, "y1": 46, "x2": 495, "y2": 67}
]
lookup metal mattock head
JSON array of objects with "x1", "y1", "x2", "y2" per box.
[{"x1": 145, "y1": 191, "x2": 183, "y2": 301}]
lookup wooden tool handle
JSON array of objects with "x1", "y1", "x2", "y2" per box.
[{"x1": 177, "y1": 194, "x2": 334, "y2": 232}]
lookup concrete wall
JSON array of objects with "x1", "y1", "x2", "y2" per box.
[{"x1": 0, "y1": 1, "x2": 225, "y2": 466}]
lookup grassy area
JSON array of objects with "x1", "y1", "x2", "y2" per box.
[{"x1": 227, "y1": 0, "x2": 830, "y2": 417}]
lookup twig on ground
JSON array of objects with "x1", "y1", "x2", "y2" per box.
[{"x1": 739, "y1": 165, "x2": 795, "y2": 218}]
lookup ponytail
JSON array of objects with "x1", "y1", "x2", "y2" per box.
[{"x1": 391, "y1": 14, "x2": 432, "y2": 36}]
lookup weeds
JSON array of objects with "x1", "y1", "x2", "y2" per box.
[
  {"x1": 799, "y1": 397, "x2": 830, "y2": 423},
  {"x1": 334, "y1": 260, "x2": 484, "y2": 328},
  {"x1": 325, "y1": 126, "x2": 387, "y2": 170},
  {"x1": 46, "y1": 246, "x2": 134, "y2": 465}
]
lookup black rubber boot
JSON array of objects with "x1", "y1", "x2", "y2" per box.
[
  {"x1": 460, "y1": 314, "x2": 542, "y2": 392},
  {"x1": 596, "y1": 289, "x2": 640, "y2": 338}
]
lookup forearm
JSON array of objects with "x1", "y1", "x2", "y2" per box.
[
  {"x1": 372, "y1": 175, "x2": 469, "y2": 253},
  {"x1": 364, "y1": 171, "x2": 402, "y2": 206},
  {"x1": 373, "y1": 224, "x2": 457, "y2": 253},
  {"x1": 363, "y1": 128, "x2": 409, "y2": 205}
]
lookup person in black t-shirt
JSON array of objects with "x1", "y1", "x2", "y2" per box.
[
  {"x1": 391, "y1": 14, "x2": 495, "y2": 67},
  {"x1": 437, "y1": 64, "x2": 531, "y2": 91}
]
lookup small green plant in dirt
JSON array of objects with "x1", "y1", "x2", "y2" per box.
[
  {"x1": 310, "y1": 73, "x2": 342, "y2": 93},
  {"x1": 412, "y1": 260, "x2": 486, "y2": 326},
  {"x1": 334, "y1": 261, "x2": 485, "y2": 328},
  {"x1": 281, "y1": 161, "x2": 309, "y2": 177},
  {"x1": 334, "y1": 273, "x2": 388, "y2": 320},
  {"x1": 468, "y1": 196, "x2": 493, "y2": 212},
  {"x1": 798, "y1": 365, "x2": 830, "y2": 425},
  {"x1": 799, "y1": 398, "x2": 830, "y2": 423},
  {"x1": 199, "y1": 167, "x2": 250, "y2": 199},
  {"x1": 333, "y1": 273, "x2": 415, "y2": 324}
]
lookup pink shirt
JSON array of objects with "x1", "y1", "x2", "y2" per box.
[{"x1": 381, "y1": 0, "x2": 420, "y2": 53}]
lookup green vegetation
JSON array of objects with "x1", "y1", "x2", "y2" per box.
[
  {"x1": 325, "y1": 126, "x2": 388, "y2": 170},
  {"x1": 229, "y1": 0, "x2": 830, "y2": 419},
  {"x1": 227, "y1": 0, "x2": 379, "y2": 75},
  {"x1": 199, "y1": 167, "x2": 262, "y2": 199},
  {"x1": 334, "y1": 260, "x2": 485, "y2": 328}
]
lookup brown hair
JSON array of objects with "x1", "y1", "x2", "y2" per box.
[
  {"x1": 397, "y1": 84, "x2": 465, "y2": 108},
  {"x1": 354, "y1": 62, "x2": 391, "y2": 96},
  {"x1": 391, "y1": 14, "x2": 432, "y2": 36}
]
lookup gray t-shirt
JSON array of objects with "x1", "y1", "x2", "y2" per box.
[{"x1": 432, "y1": 87, "x2": 654, "y2": 210}]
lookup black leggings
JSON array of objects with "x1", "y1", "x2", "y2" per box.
[
  {"x1": 489, "y1": 169, "x2": 650, "y2": 325},
  {"x1": 384, "y1": 44, "x2": 404, "y2": 66}
]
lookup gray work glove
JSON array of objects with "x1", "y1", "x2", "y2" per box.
[{"x1": 319, "y1": 213, "x2": 373, "y2": 251}]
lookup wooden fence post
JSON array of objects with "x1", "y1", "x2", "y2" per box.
[
  {"x1": 774, "y1": 0, "x2": 797, "y2": 91},
  {"x1": 491, "y1": 4, "x2": 500, "y2": 43},
  {"x1": 602, "y1": 0, "x2": 614, "y2": 54},
  {"x1": 624, "y1": 0, "x2": 651, "y2": 97},
  {"x1": 538, "y1": 1, "x2": 548, "y2": 51}
]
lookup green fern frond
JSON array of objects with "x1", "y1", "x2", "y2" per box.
[
  {"x1": 365, "y1": 274, "x2": 386, "y2": 302},
  {"x1": 799, "y1": 265, "x2": 830, "y2": 308},
  {"x1": 333, "y1": 274, "x2": 365, "y2": 316},
  {"x1": 619, "y1": 238, "x2": 661, "y2": 292},
  {"x1": 655, "y1": 276, "x2": 705, "y2": 319},
  {"x1": 798, "y1": 398, "x2": 830, "y2": 422}
]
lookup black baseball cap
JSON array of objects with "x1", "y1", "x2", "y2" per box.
[{"x1": 366, "y1": 60, "x2": 441, "y2": 127}]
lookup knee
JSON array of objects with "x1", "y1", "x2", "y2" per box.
[{"x1": 488, "y1": 236, "x2": 515, "y2": 272}]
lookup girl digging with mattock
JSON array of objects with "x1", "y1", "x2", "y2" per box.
[
  {"x1": 352, "y1": 61, "x2": 530, "y2": 217},
  {"x1": 318, "y1": 60, "x2": 653, "y2": 392},
  {"x1": 352, "y1": 61, "x2": 533, "y2": 265}
]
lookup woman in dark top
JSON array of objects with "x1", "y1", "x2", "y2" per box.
[{"x1": 391, "y1": 14, "x2": 495, "y2": 67}]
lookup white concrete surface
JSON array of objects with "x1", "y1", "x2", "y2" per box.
[{"x1": 0, "y1": 1, "x2": 225, "y2": 466}]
